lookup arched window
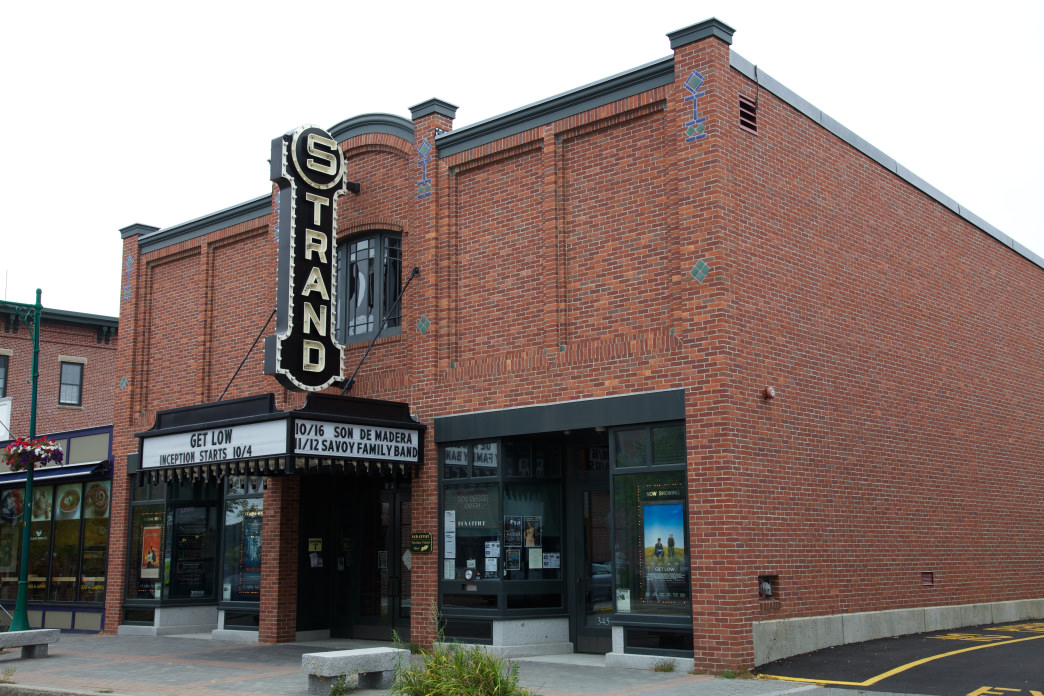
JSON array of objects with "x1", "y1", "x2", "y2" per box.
[{"x1": 335, "y1": 232, "x2": 402, "y2": 343}]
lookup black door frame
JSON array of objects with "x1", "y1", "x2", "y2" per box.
[
  {"x1": 565, "y1": 462, "x2": 613, "y2": 653},
  {"x1": 333, "y1": 483, "x2": 412, "y2": 641}
]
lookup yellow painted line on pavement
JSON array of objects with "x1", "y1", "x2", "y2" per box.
[{"x1": 759, "y1": 633, "x2": 1044, "y2": 687}]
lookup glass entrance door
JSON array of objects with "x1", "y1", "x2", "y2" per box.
[
  {"x1": 335, "y1": 486, "x2": 411, "y2": 640},
  {"x1": 568, "y1": 476, "x2": 613, "y2": 653}
]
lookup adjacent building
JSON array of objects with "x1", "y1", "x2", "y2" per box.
[
  {"x1": 104, "y1": 19, "x2": 1044, "y2": 669},
  {"x1": 0, "y1": 306, "x2": 117, "y2": 632}
]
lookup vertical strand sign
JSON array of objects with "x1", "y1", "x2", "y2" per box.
[{"x1": 265, "y1": 125, "x2": 347, "y2": 390}]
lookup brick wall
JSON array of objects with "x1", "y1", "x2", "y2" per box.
[
  {"x1": 1, "y1": 312, "x2": 116, "y2": 439},
  {"x1": 721, "y1": 49, "x2": 1044, "y2": 638}
]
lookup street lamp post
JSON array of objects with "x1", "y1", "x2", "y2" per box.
[{"x1": 3, "y1": 289, "x2": 42, "y2": 632}]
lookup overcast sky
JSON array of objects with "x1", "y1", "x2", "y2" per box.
[{"x1": 2, "y1": 1, "x2": 1041, "y2": 317}]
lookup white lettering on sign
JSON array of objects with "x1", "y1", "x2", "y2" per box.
[
  {"x1": 141, "y1": 420, "x2": 286, "y2": 469},
  {"x1": 293, "y1": 419, "x2": 420, "y2": 462}
]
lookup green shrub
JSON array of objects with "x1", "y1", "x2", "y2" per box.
[
  {"x1": 392, "y1": 642, "x2": 534, "y2": 696},
  {"x1": 391, "y1": 598, "x2": 534, "y2": 696}
]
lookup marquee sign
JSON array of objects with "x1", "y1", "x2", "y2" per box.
[
  {"x1": 265, "y1": 125, "x2": 347, "y2": 391},
  {"x1": 293, "y1": 419, "x2": 420, "y2": 462},
  {"x1": 140, "y1": 420, "x2": 287, "y2": 469}
]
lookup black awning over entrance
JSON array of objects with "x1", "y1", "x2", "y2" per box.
[{"x1": 134, "y1": 393, "x2": 424, "y2": 485}]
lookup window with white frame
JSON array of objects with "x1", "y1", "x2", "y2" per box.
[
  {"x1": 59, "y1": 360, "x2": 84, "y2": 406},
  {"x1": 335, "y1": 232, "x2": 402, "y2": 343},
  {"x1": 0, "y1": 354, "x2": 7, "y2": 398}
]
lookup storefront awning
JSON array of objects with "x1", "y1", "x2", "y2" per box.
[
  {"x1": 135, "y1": 393, "x2": 424, "y2": 485},
  {"x1": 0, "y1": 460, "x2": 108, "y2": 487}
]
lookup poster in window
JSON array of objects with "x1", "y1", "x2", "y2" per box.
[
  {"x1": 141, "y1": 525, "x2": 161, "y2": 579},
  {"x1": 504, "y1": 547, "x2": 521, "y2": 571},
  {"x1": 31, "y1": 487, "x2": 53, "y2": 521},
  {"x1": 84, "y1": 481, "x2": 111, "y2": 518},
  {"x1": 523, "y1": 516, "x2": 541, "y2": 547},
  {"x1": 504, "y1": 515, "x2": 522, "y2": 546},
  {"x1": 234, "y1": 508, "x2": 262, "y2": 599},
  {"x1": 0, "y1": 490, "x2": 23, "y2": 524},
  {"x1": 641, "y1": 502, "x2": 685, "y2": 603},
  {"x1": 56, "y1": 483, "x2": 82, "y2": 520},
  {"x1": 243, "y1": 511, "x2": 261, "y2": 568}
]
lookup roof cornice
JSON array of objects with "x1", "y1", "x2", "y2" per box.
[
  {"x1": 435, "y1": 56, "x2": 674, "y2": 158},
  {"x1": 138, "y1": 195, "x2": 271, "y2": 254},
  {"x1": 328, "y1": 113, "x2": 414, "y2": 144}
]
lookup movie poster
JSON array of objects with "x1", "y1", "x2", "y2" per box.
[
  {"x1": 504, "y1": 515, "x2": 522, "y2": 546},
  {"x1": 140, "y1": 525, "x2": 161, "y2": 579},
  {"x1": 523, "y1": 516, "x2": 541, "y2": 547},
  {"x1": 641, "y1": 502, "x2": 685, "y2": 603}
]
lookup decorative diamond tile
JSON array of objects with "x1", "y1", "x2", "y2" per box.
[
  {"x1": 685, "y1": 71, "x2": 705, "y2": 93},
  {"x1": 119, "y1": 376, "x2": 128, "y2": 391},
  {"x1": 690, "y1": 259, "x2": 711, "y2": 283},
  {"x1": 417, "y1": 315, "x2": 431, "y2": 334},
  {"x1": 418, "y1": 140, "x2": 432, "y2": 158}
]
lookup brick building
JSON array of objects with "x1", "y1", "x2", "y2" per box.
[
  {"x1": 0, "y1": 305, "x2": 117, "y2": 631},
  {"x1": 106, "y1": 19, "x2": 1043, "y2": 670}
]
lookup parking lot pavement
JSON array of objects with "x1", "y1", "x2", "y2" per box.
[{"x1": 755, "y1": 621, "x2": 1044, "y2": 696}]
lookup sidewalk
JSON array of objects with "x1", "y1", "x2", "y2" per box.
[{"x1": 0, "y1": 633, "x2": 903, "y2": 696}]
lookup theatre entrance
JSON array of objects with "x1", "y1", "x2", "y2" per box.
[{"x1": 298, "y1": 475, "x2": 412, "y2": 640}]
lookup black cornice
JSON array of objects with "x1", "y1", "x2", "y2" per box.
[{"x1": 435, "y1": 56, "x2": 674, "y2": 158}]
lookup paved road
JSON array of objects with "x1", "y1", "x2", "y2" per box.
[{"x1": 756, "y1": 621, "x2": 1044, "y2": 696}]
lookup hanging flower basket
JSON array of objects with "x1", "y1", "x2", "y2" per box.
[{"x1": 3, "y1": 437, "x2": 64, "y2": 472}]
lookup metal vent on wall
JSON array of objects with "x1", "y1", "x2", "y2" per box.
[{"x1": 739, "y1": 95, "x2": 758, "y2": 133}]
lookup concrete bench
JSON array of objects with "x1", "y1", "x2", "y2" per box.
[
  {"x1": 301, "y1": 646, "x2": 408, "y2": 694},
  {"x1": 0, "y1": 628, "x2": 60, "y2": 658}
]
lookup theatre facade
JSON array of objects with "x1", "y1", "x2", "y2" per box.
[{"x1": 104, "y1": 20, "x2": 1044, "y2": 669}]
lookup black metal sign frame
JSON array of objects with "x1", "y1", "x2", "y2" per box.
[{"x1": 265, "y1": 125, "x2": 347, "y2": 391}]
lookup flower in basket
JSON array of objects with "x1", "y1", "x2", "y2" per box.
[{"x1": 3, "y1": 437, "x2": 64, "y2": 472}]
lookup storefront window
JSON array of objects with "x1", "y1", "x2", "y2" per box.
[
  {"x1": 0, "y1": 479, "x2": 110, "y2": 604},
  {"x1": 0, "y1": 490, "x2": 24, "y2": 600},
  {"x1": 472, "y1": 442, "x2": 499, "y2": 477},
  {"x1": 502, "y1": 483, "x2": 561, "y2": 582},
  {"x1": 81, "y1": 481, "x2": 111, "y2": 601},
  {"x1": 127, "y1": 478, "x2": 220, "y2": 604},
  {"x1": 442, "y1": 442, "x2": 499, "y2": 480},
  {"x1": 444, "y1": 483, "x2": 499, "y2": 581},
  {"x1": 651, "y1": 425, "x2": 685, "y2": 466},
  {"x1": 28, "y1": 486, "x2": 54, "y2": 600},
  {"x1": 222, "y1": 477, "x2": 263, "y2": 602},
  {"x1": 614, "y1": 429, "x2": 648, "y2": 468},
  {"x1": 612, "y1": 470, "x2": 688, "y2": 616},
  {"x1": 51, "y1": 483, "x2": 82, "y2": 601}
]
